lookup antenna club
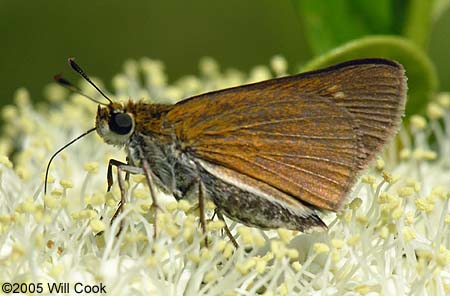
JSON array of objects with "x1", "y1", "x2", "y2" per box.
[
  {"x1": 65, "y1": 58, "x2": 113, "y2": 104},
  {"x1": 68, "y1": 58, "x2": 84, "y2": 75}
]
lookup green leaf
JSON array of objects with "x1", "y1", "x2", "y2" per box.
[
  {"x1": 293, "y1": 0, "x2": 407, "y2": 55},
  {"x1": 433, "y1": 0, "x2": 450, "y2": 20},
  {"x1": 402, "y1": 0, "x2": 434, "y2": 48},
  {"x1": 301, "y1": 36, "x2": 438, "y2": 117}
]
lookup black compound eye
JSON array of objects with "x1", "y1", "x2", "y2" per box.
[{"x1": 109, "y1": 113, "x2": 133, "y2": 135}]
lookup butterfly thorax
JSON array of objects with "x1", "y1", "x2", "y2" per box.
[{"x1": 126, "y1": 131, "x2": 199, "y2": 200}]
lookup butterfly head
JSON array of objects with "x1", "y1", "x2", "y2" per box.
[{"x1": 96, "y1": 102, "x2": 135, "y2": 146}]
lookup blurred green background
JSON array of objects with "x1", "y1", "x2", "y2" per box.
[{"x1": 1, "y1": 0, "x2": 449, "y2": 109}]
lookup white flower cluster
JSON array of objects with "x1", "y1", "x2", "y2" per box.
[{"x1": 0, "y1": 57, "x2": 449, "y2": 295}]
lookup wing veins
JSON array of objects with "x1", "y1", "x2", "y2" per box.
[
  {"x1": 258, "y1": 154, "x2": 344, "y2": 186},
  {"x1": 223, "y1": 153, "x2": 330, "y2": 202},
  {"x1": 259, "y1": 152, "x2": 354, "y2": 169},
  {"x1": 349, "y1": 115, "x2": 396, "y2": 124},
  {"x1": 188, "y1": 98, "x2": 302, "y2": 130},
  {"x1": 229, "y1": 130, "x2": 356, "y2": 140},
  {"x1": 193, "y1": 145, "x2": 357, "y2": 158},
  {"x1": 193, "y1": 149, "x2": 346, "y2": 203},
  {"x1": 201, "y1": 115, "x2": 348, "y2": 135},
  {"x1": 333, "y1": 94, "x2": 400, "y2": 100}
]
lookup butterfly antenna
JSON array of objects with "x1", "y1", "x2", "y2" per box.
[
  {"x1": 68, "y1": 57, "x2": 113, "y2": 104},
  {"x1": 53, "y1": 74, "x2": 108, "y2": 106},
  {"x1": 44, "y1": 127, "x2": 96, "y2": 194}
]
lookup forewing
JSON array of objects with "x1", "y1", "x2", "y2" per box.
[
  {"x1": 166, "y1": 59, "x2": 406, "y2": 211},
  {"x1": 297, "y1": 59, "x2": 407, "y2": 166}
]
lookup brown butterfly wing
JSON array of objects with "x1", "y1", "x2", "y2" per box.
[
  {"x1": 166, "y1": 59, "x2": 406, "y2": 211},
  {"x1": 297, "y1": 59, "x2": 407, "y2": 167}
]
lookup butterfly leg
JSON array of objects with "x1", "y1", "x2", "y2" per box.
[
  {"x1": 194, "y1": 181, "x2": 237, "y2": 248},
  {"x1": 106, "y1": 158, "x2": 133, "y2": 190},
  {"x1": 141, "y1": 158, "x2": 161, "y2": 238},
  {"x1": 216, "y1": 210, "x2": 239, "y2": 248},
  {"x1": 198, "y1": 181, "x2": 209, "y2": 247},
  {"x1": 106, "y1": 159, "x2": 144, "y2": 235}
]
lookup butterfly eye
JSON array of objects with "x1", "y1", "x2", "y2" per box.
[{"x1": 109, "y1": 113, "x2": 133, "y2": 135}]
